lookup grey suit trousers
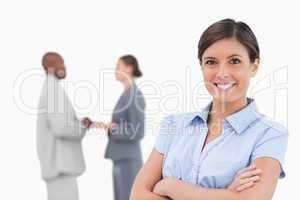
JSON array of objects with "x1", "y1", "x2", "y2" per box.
[
  {"x1": 113, "y1": 159, "x2": 143, "y2": 200},
  {"x1": 46, "y1": 175, "x2": 79, "y2": 200}
]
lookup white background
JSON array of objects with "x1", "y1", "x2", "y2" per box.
[{"x1": 1, "y1": 0, "x2": 299, "y2": 199}]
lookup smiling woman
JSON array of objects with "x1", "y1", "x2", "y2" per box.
[
  {"x1": 201, "y1": 37, "x2": 258, "y2": 103},
  {"x1": 130, "y1": 18, "x2": 288, "y2": 200},
  {"x1": 198, "y1": 19, "x2": 260, "y2": 103}
]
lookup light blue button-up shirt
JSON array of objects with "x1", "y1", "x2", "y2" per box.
[{"x1": 154, "y1": 98, "x2": 288, "y2": 188}]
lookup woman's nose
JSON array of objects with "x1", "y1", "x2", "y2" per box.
[{"x1": 216, "y1": 65, "x2": 230, "y2": 79}]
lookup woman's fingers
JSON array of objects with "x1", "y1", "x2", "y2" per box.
[
  {"x1": 229, "y1": 165, "x2": 262, "y2": 192},
  {"x1": 239, "y1": 175, "x2": 260, "y2": 185},
  {"x1": 100, "y1": 122, "x2": 107, "y2": 128},
  {"x1": 239, "y1": 169, "x2": 262, "y2": 179},
  {"x1": 236, "y1": 165, "x2": 256, "y2": 176},
  {"x1": 89, "y1": 122, "x2": 106, "y2": 129},
  {"x1": 235, "y1": 170, "x2": 261, "y2": 192},
  {"x1": 236, "y1": 181, "x2": 255, "y2": 192}
]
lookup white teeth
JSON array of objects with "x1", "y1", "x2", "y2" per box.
[{"x1": 216, "y1": 83, "x2": 235, "y2": 91}]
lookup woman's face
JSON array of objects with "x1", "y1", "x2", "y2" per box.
[
  {"x1": 201, "y1": 37, "x2": 259, "y2": 103},
  {"x1": 115, "y1": 59, "x2": 133, "y2": 81}
]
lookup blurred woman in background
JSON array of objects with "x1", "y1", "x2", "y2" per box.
[{"x1": 95, "y1": 55, "x2": 145, "y2": 200}]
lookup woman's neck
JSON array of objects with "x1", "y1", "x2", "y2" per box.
[
  {"x1": 207, "y1": 97, "x2": 248, "y2": 133},
  {"x1": 210, "y1": 97, "x2": 248, "y2": 119},
  {"x1": 122, "y1": 78, "x2": 134, "y2": 91}
]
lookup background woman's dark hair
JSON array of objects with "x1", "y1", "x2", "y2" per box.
[
  {"x1": 119, "y1": 54, "x2": 143, "y2": 78},
  {"x1": 198, "y1": 18, "x2": 260, "y2": 64}
]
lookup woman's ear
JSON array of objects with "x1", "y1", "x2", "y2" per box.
[
  {"x1": 127, "y1": 65, "x2": 134, "y2": 76},
  {"x1": 250, "y1": 58, "x2": 260, "y2": 77}
]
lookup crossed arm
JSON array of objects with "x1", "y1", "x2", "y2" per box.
[
  {"x1": 130, "y1": 149, "x2": 281, "y2": 200},
  {"x1": 130, "y1": 149, "x2": 171, "y2": 200}
]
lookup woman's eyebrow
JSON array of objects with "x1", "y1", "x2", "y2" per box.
[
  {"x1": 227, "y1": 54, "x2": 242, "y2": 58},
  {"x1": 203, "y1": 56, "x2": 216, "y2": 60}
]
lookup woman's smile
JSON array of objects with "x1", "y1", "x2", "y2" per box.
[{"x1": 213, "y1": 82, "x2": 237, "y2": 91}]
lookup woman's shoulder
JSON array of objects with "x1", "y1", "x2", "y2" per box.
[
  {"x1": 258, "y1": 114, "x2": 289, "y2": 136},
  {"x1": 125, "y1": 85, "x2": 145, "y2": 99},
  {"x1": 160, "y1": 112, "x2": 196, "y2": 135},
  {"x1": 160, "y1": 112, "x2": 195, "y2": 126},
  {"x1": 155, "y1": 112, "x2": 194, "y2": 154}
]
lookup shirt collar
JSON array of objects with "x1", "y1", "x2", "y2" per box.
[
  {"x1": 185, "y1": 103, "x2": 211, "y2": 127},
  {"x1": 185, "y1": 98, "x2": 261, "y2": 135},
  {"x1": 225, "y1": 98, "x2": 261, "y2": 135},
  {"x1": 124, "y1": 82, "x2": 137, "y2": 94},
  {"x1": 47, "y1": 73, "x2": 63, "y2": 83}
]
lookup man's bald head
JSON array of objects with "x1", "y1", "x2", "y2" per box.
[{"x1": 42, "y1": 52, "x2": 66, "y2": 79}]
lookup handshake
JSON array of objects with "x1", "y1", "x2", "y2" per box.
[{"x1": 81, "y1": 117, "x2": 117, "y2": 131}]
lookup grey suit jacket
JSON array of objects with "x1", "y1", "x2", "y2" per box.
[
  {"x1": 36, "y1": 74, "x2": 87, "y2": 181},
  {"x1": 104, "y1": 83, "x2": 145, "y2": 161}
]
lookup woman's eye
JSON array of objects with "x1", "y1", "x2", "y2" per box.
[
  {"x1": 205, "y1": 60, "x2": 216, "y2": 65},
  {"x1": 229, "y1": 58, "x2": 241, "y2": 65}
]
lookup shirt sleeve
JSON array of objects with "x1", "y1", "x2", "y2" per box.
[
  {"x1": 154, "y1": 115, "x2": 176, "y2": 155},
  {"x1": 46, "y1": 76, "x2": 86, "y2": 140},
  {"x1": 250, "y1": 126, "x2": 289, "y2": 179},
  {"x1": 110, "y1": 92, "x2": 145, "y2": 142}
]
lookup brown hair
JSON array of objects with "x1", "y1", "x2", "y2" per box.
[
  {"x1": 198, "y1": 18, "x2": 260, "y2": 64},
  {"x1": 119, "y1": 54, "x2": 142, "y2": 78}
]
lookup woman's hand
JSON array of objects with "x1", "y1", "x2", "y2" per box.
[
  {"x1": 89, "y1": 121, "x2": 106, "y2": 129},
  {"x1": 89, "y1": 121, "x2": 116, "y2": 130},
  {"x1": 227, "y1": 164, "x2": 262, "y2": 192},
  {"x1": 105, "y1": 122, "x2": 117, "y2": 130},
  {"x1": 153, "y1": 177, "x2": 178, "y2": 197}
]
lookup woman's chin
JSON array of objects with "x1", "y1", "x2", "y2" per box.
[{"x1": 211, "y1": 91, "x2": 242, "y2": 103}]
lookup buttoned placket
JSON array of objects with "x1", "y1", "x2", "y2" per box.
[
  {"x1": 194, "y1": 122, "x2": 236, "y2": 185},
  {"x1": 190, "y1": 123, "x2": 208, "y2": 184}
]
